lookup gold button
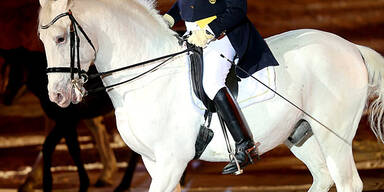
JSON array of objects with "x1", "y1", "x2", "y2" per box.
[
  {"x1": 209, "y1": 0, "x2": 216, "y2": 4},
  {"x1": 190, "y1": 5, "x2": 194, "y2": 9}
]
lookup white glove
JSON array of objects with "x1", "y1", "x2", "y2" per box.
[
  {"x1": 163, "y1": 14, "x2": 175, "y2": 28},
  {"x1": 187, "y1": 29, "x2": 214, "y2": 48}
]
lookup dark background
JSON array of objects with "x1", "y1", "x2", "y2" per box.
[{"x1": 0, "y1": 0, "x2": 383, "y2": 53}]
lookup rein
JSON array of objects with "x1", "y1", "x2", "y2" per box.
[
  {"x1": 87, "y1": 49, "x2": 191, "y2": 94},
  {"x1": 41, "y1": 9, "x2": 194, "y2": 96}
]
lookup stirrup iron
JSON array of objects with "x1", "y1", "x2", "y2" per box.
[
  {"x1": 229, "y1": 152, "x2": 243, "y2": 175},
  {"x1": 218, "y1": 115, "x2": 243, "y2": 175}
]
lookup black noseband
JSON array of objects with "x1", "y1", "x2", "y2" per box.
[{"x1": 46, "y1": 67, "x2": 88, "y2": 82}]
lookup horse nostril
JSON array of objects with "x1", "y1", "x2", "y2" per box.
[{"x1": 56, "y1": 92, "x2": 63, "y2": 103}]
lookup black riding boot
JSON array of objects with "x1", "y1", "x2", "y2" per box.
[{"x1": 213, "y1": 87, "x2": 259, "y2": 175}]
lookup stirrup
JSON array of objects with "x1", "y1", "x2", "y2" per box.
[
  {"x1": 224, "y1": 143, "x2": 260, "y2": 175},
  {"x1": 229, "y1": 151, "x2": 243, "y2": 175}
]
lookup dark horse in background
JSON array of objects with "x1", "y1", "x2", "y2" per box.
[{"x1": 0, "y1": 47, "x2": 140, "y2": 192}]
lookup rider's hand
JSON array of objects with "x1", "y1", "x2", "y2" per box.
[
  {"x1": 163, "y1": 14, "x2": 175, "y2": 28},
  {"x1": 187, "y1": 29, "x2": 214, "y2": 48}
]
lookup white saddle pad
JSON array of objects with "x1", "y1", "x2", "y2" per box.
[
  {"x1": 191, "y1": 66, "x2": 276, "y2": 110},
  {"x1": 237, "y1": 66, "x2": 276, "y2": 108}
]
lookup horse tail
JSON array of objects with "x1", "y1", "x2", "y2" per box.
[{"x1": 357, "y1": 45, "x2": 384, "y2": 143}]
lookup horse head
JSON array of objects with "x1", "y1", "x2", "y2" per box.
[{"x1": 38, "y1": 0, "x2": 97, "y2": 108}]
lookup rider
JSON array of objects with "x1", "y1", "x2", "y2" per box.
[{"x1": 163, "y1": 0, "x2": 279, "y2": 174}]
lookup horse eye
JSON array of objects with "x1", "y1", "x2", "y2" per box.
[{"x1": 56, "y1": 36, "x2": 65, "y2": 44}]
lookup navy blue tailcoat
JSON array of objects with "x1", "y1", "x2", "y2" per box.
[{"x1": 166, "y1": 0, "x2": 279, "y2": 77}]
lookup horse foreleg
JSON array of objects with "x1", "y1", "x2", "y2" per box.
[
  {"x1": 84, "y1": 116, "x2": 117, "y2": 186},
  {"x1": 286, "y1": 134, "x2": 334, "y2": 192},
  {"x1": 42, "y1": 125, "x2": 64, "y2": 192},
  {"x1": 63, "y1": 124, "x2": 89, "y2": 192},
  {"x1": 142, "y1": 156, "x2": 187, "y2": 192}
]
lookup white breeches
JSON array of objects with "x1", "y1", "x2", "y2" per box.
[{"x1": 186, "y1": 22, "x2": 237, "y2": 99}]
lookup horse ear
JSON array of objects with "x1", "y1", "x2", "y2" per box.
[{"x1": 39, "y1": 0, "x2": 48, "y2": 7}]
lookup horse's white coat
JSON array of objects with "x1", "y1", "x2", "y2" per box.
[{"x1": 38, "y1": 0, "x2": 384, "y2": 191}]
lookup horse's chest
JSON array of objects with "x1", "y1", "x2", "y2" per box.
[{"x1": 114, "y1": 107, "x2": 158, "y2": 159}]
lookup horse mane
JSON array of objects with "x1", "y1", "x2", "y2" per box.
[
  {"x1": 135, "y1": 0, "x2": 170, "y2": 28},
  {"x1": 126, "y1": 0, "x2": 172, "y2": 33},
  {"x1": 39, "y1": 0, "x2": 169, "y2": 32},
  {"x1": 135, "y1": 0, "x2": 156, "y2": 11}
]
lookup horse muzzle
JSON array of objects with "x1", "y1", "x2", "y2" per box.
[
  {"x1": 49, "y1": 88, "x2": 71, "y2": 108},
  {"x1": 48, "y1": 84, "x2": 82, "y2": 108}
]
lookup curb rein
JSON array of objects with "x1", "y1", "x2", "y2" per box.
[{"x1": 41, "y1": 9, "x2": 194, "y2": 96}]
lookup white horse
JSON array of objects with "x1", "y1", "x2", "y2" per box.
[{"x1": 38, "y1": 0, "x2": 384, "y2": 191}]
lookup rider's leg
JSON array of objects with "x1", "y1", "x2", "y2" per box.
[
  {"x1": 202, "y1": 37, "x2": 258, "y2": 175},
  {"x1": 212, "y1": 87, "x2": 259, "y2": 174}
]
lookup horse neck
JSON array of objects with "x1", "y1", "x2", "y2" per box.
[
  {"x1": 73, "y1": 0, "x2": 190, "y2": 105},
  {"x1": 74, "y1": 0, "x2": 182, "y2": 70}
]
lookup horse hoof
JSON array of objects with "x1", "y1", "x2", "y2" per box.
[{"x1": 94, "y1": 178, "x2": 113, "y2": 187}]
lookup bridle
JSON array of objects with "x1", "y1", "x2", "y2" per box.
[
  {"x1": 40, "y1": 9, "x2": 192, "y2": 96},
  {"x1": 41, "y1": 9, "x2": 96, "y2": 96}
]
